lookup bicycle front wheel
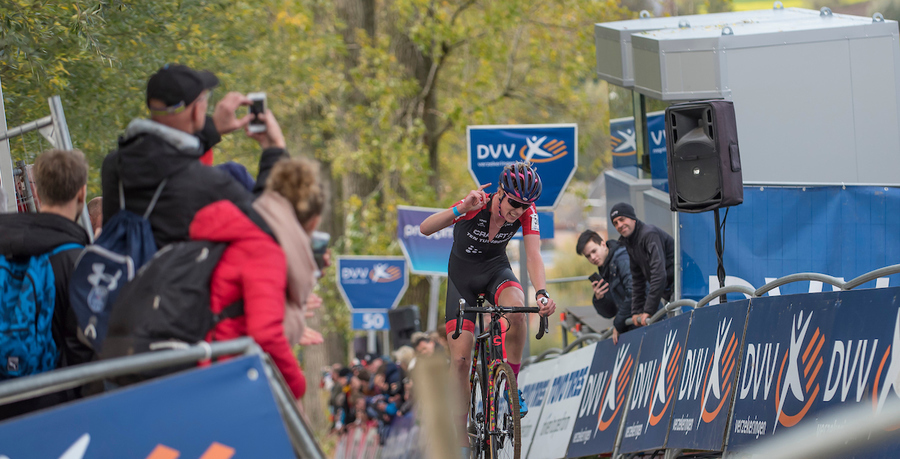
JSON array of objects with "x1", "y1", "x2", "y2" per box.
[
  {"x1": 490, "y1": 362, "x2": 521, "y2": 459},
  {"x1": 469, "y1": 364, "x2": 487, "y2": 458}
]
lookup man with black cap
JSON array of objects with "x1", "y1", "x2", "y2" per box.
[
  {"x1": 610, "y1": 202, "x2": 675, "y2": 329},
  {"x1": 101, "y1": 63, "x2": 287, "y2": 247}
]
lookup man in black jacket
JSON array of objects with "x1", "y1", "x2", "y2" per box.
[
  {"x1": 610, "y1": 203, "x2": 675, "y2": 328},
  {"x1": 576, "y1": 229, "x2": 633, "y2": 344},
  {"x1": 101, "y1": 63, "x2": 287, "y2": 248},
  {"x1": 0, "y1": 149, "x2": 93, "y2": 419}
]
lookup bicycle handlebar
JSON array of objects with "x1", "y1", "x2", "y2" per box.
[{"x1": 450, "y1": 299, "x2": 550, "y2": 340}]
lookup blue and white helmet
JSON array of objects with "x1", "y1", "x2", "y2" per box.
[{"x1": 498, "y1": 162, "x2": 542, "y2": 203}]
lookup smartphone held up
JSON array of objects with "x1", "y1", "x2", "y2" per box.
[{"x1": 248, "y1": 92, "x2": 267, "y2": 134}]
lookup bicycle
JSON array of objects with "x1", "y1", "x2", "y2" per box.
[{"x1": 452, "y1": 294, "x2": 550, "y2": 459}]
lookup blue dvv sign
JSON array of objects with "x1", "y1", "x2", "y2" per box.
[
  {"x1": 467, "y1": 124, "x2": 577, "y2": 209},
  {"x1": 397, "y1": 205, "x2": 454, "y2": 276},
  {"x1": 336, "y1": 256, "x2": 409, "y2": 311}
]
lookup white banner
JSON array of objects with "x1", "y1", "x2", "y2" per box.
[
  {"x1": 525, "y1": 344, "x2": 597, "y2": 459},
  {"x1": 517, "y1": 358, "x2": 558, "y2": 453}
]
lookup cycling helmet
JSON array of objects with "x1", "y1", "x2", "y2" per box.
[{"x1": 498, "y1": 162, "x2": 542, "y2": 203}]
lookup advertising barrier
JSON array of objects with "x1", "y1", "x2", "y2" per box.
[
  {"x1": 518, "y1": 357, "x2": 558, "y2": 452},
  {"x1": 727, "y1": 287, "x2": 900, "y2": 456},
  {"x1": 566, "y1": 328, "x2": 645, "y2": 457},
  {"x1": 397, "y1": 205, "x2": 454, "y2": 276},
  {"x1": 0, "y1": 355, "x2": 295, "y2": 458},
  {"x1": 668, "y1": 300, "x2": 750, "y2": 451},
  {"x1": 525, "y1": 344, "x2": 595, "y2": 459},
  {"x1": 680, "y1": 186, "x2": 900, "y2": 302},
  {"x1": 619, "y1": 313, "x2": 691, "y2": 453}
]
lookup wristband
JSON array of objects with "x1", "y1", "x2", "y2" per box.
[
  {"x1": 535, "y1": 289, "x2": 549, "y2": 300},
  {"x1": 452, "y1": 206, "x2": 462, "y2": 217}
]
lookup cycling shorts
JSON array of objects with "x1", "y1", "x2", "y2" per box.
[{"x1": 444, "y1": 254, "x2": 521, "y2": 336}]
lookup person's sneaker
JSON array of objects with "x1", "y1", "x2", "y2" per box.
[{"x1": 504, "y1": 388, "x2": 529, "y2": 417}]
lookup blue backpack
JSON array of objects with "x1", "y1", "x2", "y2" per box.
[
  {"x1": 69, "y1": 180, "x2": 166, "y2": 352},
  {"x1": 0, "y1": 243, "x2": 84, "y2": 378}
]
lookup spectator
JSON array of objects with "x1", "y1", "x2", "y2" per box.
[
  {"x1": 0, "y1": 149, "x2": 93, "y2": 419},
  {"x1": 576, "y1": 229, "x2": 633, "y2": 344},
  {"x1": 252, "y1": 148, "x2": 326, "y2": 346},
  {"x1": 428, "y1": 329, "x2": 448, "y2": 350},
  {"x1": 102, "y1": 63, "x2": 287, "y2": 248},
  {"x1": 609, "y1": 203, "x2": 675, "y2": 328},
  {"x1": 413, "y1": 335, "x2": 438, "y2": 356},
  {"x1": 87, "y1": 196, "x2": 103, "y2": 237},
  {"x1": 189, "y1": 114, "x2": 316, "y2": 405},
  {"x1": 393, "y1": 345, "x2": 415, "y2": 373}
]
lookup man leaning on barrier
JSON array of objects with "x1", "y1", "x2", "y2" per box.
[
  {"x1": 576, "y1": 229, "x2": 633, "y2": 344},
  {"x1": 610, "y1": 203, "x2": 675, "y2": 328}
]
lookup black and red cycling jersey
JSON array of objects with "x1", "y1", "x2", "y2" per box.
[
  {"x1": 444, "y1": 193, "x2": 540, "y2": 335},
  {"x1": 450, "y1": 193, "x2": 540, "y2": 262}
]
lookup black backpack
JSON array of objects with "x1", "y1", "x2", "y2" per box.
[{"x1": 101, "y1": 240, "x2": 244, "y2": 371}]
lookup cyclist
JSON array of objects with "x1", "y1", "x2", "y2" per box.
[{"x1": 420, "y1": 161, "x2": 556, "y2": 441}]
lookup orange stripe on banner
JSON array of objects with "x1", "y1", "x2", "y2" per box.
[
  {"x1": 723, "y1": 334, "x2": 737, "y2": 366},
  {"x1": 199, "y1": 443, "x2": 235, "y2": 459},
  {"x1": 618, "y1": 358, "x2": 633, "y2": 393},
  {"x1": 667, "y1": 345, "x2": 682, "y2": 386},
  {"x1": 544, "y1": 140, "x2": 560, "y2": 149},
  {"x1": 806, "y1": 357, "x2": 823, "y2": 392},
  {"x1": 724, "y1": 354, "x2": 736, "y2": 384},
  {"x1": 803, "y1": 329, "x2": 820, "y2": 363},
  {"x1": 146, "y1": 445, "x2": 180, "y2": 459},
  {"x1": 874, "y1": 346, "x2": 892, "y2": 410},
  {"x1": 805, "y1": 333, "x2": 825, "y2": 377},
  {"x1": 551, "y1": 143, "x2": 566, "y2": 154}
]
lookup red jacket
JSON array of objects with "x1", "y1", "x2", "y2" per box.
[{"x1": 189, "y1": 200, "x2": 306, "y2": 398}]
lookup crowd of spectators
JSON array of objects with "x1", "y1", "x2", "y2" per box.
[
  {"x1": 0, "y1": 63, "x2": 328, "y2": 418},
  {"x1": 324, "y1": 330, "x2": 446, "y2": 443}
]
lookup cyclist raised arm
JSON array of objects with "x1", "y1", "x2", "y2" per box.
[{"x1": 421, "y1": 162, "x2": 556, "y2": 453}]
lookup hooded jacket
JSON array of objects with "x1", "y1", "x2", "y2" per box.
[
  {"x1": 189, "y1": 200, "x2": 306, "y2": 399},
  {"x1": 592, "y1": 240, "x2": 633, "y2": 333},
  {"x1": 619, "y1": 220, "x2": 675, "y2": 317},
  {"x1": 101, "y1": 119, "x2": 287, "y2": 249},
  {"x1": 0, "y1": 213, "x2": 93, "y2": 418}
]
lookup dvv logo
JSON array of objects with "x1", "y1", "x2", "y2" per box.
[
  {"x1": 519, "y1": 135, "x2": 569, "y2": 163},
  {"x1": 611, "y1": 128, "x2": 636, "y2": 157},
  {"x1": 646, "y1": 331, "x2": 683, "y2": 430},
  {"x1": 369, "y1": 263, "x2": 401, "y2": 283},
  {"x1": 597, "y1": 343, "x2": 634, "y2": 431},
  {"x1": 774, "y1": 311, "x2": 825, "y2": 432},
  {"x1": 700, "y1": 318, "x2": 739, "y2": 423}
]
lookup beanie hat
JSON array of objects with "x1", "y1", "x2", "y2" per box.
[{"x1": 610, "y1": 202, "x2": 637, "y2": 221}]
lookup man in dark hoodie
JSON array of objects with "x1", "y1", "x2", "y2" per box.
[
  {"x1": 610, "y1": 203, "x2": 675, "y2": 329},
  {"x1": 0, "y1": 149, "x2": 93, "y2": 418},
  {"x1": 101, "y1": 63, "x2": 287, "y2": 248},
  {"x1": 576, "y1": 229, "x2": 633, "y2": 344}
]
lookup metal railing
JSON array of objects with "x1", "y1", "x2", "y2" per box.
[
  {"x1": 527, "y1": 264, "x2": 900, "y2": 363},
  {"x1": 0, "y1": 338, "x2": 325, "y2": 459}
]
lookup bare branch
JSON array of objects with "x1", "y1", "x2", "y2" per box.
[{"x1": 450, "y1": 0, "x2": 478, "y2": 26}]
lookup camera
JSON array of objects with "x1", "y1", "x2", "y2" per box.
[
  {"x1": 311, "y1": 231, "x2": 330, "y2": 269},
  {"x1": 588, "y1": 273, "x2": 602, "y2": 283},
  {"x1": 247, "y1": 92, "x2": 267, "y2": 134}
]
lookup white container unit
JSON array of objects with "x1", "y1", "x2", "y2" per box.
[
  {"x1": 605, "y1": 7, "x2": 900, "y2": 184},
  {"x1": 594, "y1": 7, "x2": 815, "y2": 88}
]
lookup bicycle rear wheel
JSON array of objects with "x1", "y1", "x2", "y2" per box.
[
  {"x1": 469, "y1": 366, "x2": 487, "y2": 458},
  {"x1": 490, "y1": 362, "x2": 521, "y2": 459}
]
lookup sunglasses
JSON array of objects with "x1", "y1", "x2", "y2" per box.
[{"x1": 504, "y1": 194, "x2": 530, "y2": 209}]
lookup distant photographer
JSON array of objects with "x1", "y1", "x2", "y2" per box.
[{"x1": 576, "y1": 229, "x2": 633, "y2": 344}]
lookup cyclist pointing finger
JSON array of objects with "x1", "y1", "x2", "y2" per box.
[{"x1": 420, "y1": 162, "x2": 556, "y2": 449}]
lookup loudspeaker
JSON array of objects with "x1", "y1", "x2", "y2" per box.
[
  {"x1": 665, "y1": 100, "x2": 743, "y2": 213},
  {"x1": 388, "y1": 306, "x2": 421, "y2": 350}
]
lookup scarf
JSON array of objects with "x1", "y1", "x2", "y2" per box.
[{"x1": 253, "y1": 190, "x2": 318, "y2": 345}]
